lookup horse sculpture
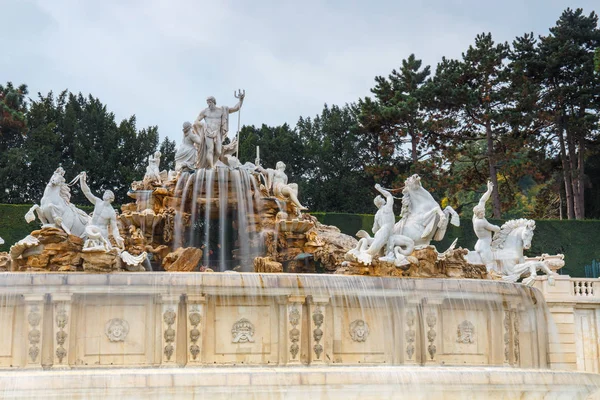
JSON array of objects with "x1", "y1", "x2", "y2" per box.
[
  {"x1": 25, "y1": 167, "x2": 90, "y2": 237},
  {"x1": 393, "y1": 174, "x2": 459, "y2": 247},
  {"x1": 466, "y1": 218, "x2": 537, "y2": 275}
]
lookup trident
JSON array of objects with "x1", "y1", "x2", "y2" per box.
[{"x1": 234, "y1": 89, "x2": 245, "y2": 158}]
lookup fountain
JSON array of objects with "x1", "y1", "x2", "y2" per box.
[{"x1": 0, "y1": 92, "x2": 598, "y2": 399}]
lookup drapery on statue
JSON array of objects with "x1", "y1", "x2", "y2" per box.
[
  {"x1": 193, "y1": 92, "x2": 244, "y2": 169},
  {"x1": 77, "y1": 171, "x2": 124, "y2": 251},
  {"x1": 174, "y1": 122, "x2": 202, "y2": 172},
  {"x1": 472, "y1": 181, "x2": 501, "y2": 273},
  {"x1": 256, "y1": 161, "x2": 307, "y2": 214},
  {"x1": 25, "y1": 167, "x2": 90, "y2": 236}
]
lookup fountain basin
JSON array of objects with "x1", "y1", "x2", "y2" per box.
[
  {"x1": 0, "y1": 273, "x2": 597, "y2": 398},
  {"x1": 0, "y1": 366, "x2": 599, "y2": 399}
]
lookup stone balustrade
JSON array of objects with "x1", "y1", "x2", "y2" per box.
[{"x1": 534, "y1": 275, "x2": 600, "y2": 374}]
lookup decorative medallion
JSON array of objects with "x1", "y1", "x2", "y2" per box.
[
  {"x1": 105, "y1": 318, "x2": 130, "y2": 342},
  {"x1": 457, "y1": 320, "x2": 475, "y2": 344},
  {"x1": 349, "y1": 319, "x2": 369, "y2": 342},
  {"x1": 232, "y1": 318, "x2": 255, "y2": 343}
]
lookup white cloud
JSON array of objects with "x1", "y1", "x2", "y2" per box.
[{"x1": 1, "y1": 0, "x2": 597, "y2": 147}]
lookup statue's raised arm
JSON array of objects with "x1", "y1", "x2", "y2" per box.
[
  {"x1": 229, "y1": 89, "x2": 245, "y2": 113},
  {"x1": 79, "y1": 172, "x2": 99, "y2": 205}
]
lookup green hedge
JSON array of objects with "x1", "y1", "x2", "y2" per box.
[
  {"x1": 313, "y1": 212, "x2": 600, "y2": 277},
  {"x1": 2, "y1": 206, "x2": 598, "y2": 277}
]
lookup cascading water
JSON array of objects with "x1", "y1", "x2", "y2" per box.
[{"x1": 171, "y1": 166, "x2": 262, "y2": 272}]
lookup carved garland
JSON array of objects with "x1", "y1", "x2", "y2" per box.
[
  {"x1": 55, "y1": 305, "x2": 69, "y2": 363},
  {"x1": 503, "y1": 312, "x2": 510, "y2": 363},
  {"x1": 163, "y1": 308, "x2": 176, "y2": 361},
  {"x1": 405, "y1": 310, "x2": 416, "y2": 360},
  {"x1": 426, "y1": 312, "x2": 437, "y2": 360},
  {"x1": 189, "y1": 308, "x2": 201, "y2": 360},
  {"x1": 289, "y1": 305, "x2": 301, "y2": 359},
  {"x1": 512, "y1": 311, "x2": 520, "y2": 364},
  {"x1": 27, "y1": 305, "x2": 42, "y2": 363},
  {"x1": 312, "y1": 307, "x2": 324, "y2": 359}
]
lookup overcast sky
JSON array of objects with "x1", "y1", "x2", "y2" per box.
[{"x1": 1, "y1": 0, "x2": 597, "y2": 145}]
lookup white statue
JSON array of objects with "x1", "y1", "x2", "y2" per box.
[
  {"x1": 257, "y1": 161, "x2": 307, "y2": 213},
  {"x1": 174, "y1": 122, "x2": 202, "y2": 172},
  {"x1": 194, "y1": 92, "x2": 244, "y2": 169},
  {"x1": 346, "y1": 184, "x2": 414, "y2": 266},
  {"x1": 25, "y1": 167, "x2": 90, "y2": 236},
  {"x1": 503, "y1": 254, "x2": 562, "y2": 286},
  {"x1": 0, "y1": 237, "x2": 4, "y2": 245},
  {"x1": 143, "y1": 151, "x2": 163, "y2": 186},
  {"x1": 393, "y1": 174, "x2": 459, "y2": 247},
  {"x1": 472, "y1": 182, "x2": 501, "y2": 272},
  {"x1": 78, "y1": 172, "x2": 124, "y2": 251},
  {"x1": 466, "y1": 218, "x2": 536, "y2": 276}
]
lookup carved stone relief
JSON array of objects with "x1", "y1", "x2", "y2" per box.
[
  {"x1": 288, "y1": 305, "x2": 301, "y2": 359},
  {"x1": 27, "y1": 305, "x2": 42, "y2": 362},
  {"x1": 105, "y1": 318, "x2": 130, "y2": 342},
  {"x1": 457, "y1": 320, "x2": 475, "y2": 344},
  {"x1": 232, "y1": 318, "x2": 255, "y2": 343},
  {"x1": 189, "y1": 309, "x2": 201, "y2": 360},
  {"x1": 163, "y1": 308, "x2": 176, "y2": 360},
  {"x1": 513, "y1": 311, "x2": 520, "y2": 363},
  {"x1": 55, "y1": 305, "x2": 69, "y2": 363},
  {"x1": 349, "y1": 319, "x2": 369, "y2": 342},
  {"x1": 426, "y1": 311, "x2": 437, "y2": 360},
  {"x1": 503, "y1": 312, "x2": 510, "y2": 363},
  {"x1": 405, "y1": 310, "x2": 416, "y2": 360},
  {"x1": 312, "y1": 308, "x2": 324, "y2": 359}
]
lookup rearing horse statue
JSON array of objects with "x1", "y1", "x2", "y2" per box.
[
  {"x1": 25, "y1": 167, "x2": 90, "y2": 237},
  {"x1": 393, "y1": 174, "x2": 460, "y2": 247}
]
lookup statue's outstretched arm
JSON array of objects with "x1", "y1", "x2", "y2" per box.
[
  {"x1": 477, "y1": 181, "x2": 494, "y2": 209},
  {"x1": 375, "y1": 184, "x2": 394, "y2": 207},
  {"x1": 229, "y1": 94, "x2": 245, "y2": 113},
  {"x1": 79, "y1": 173, "x2": 98, "y2": 205}
]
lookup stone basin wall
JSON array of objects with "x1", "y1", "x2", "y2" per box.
[{"x1": 0, "y1": 273, "x2": 548, "y2": 370}]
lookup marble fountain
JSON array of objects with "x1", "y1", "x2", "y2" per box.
[{"x1": 0, "y1": 93, "x2": 598, "y2": 399}]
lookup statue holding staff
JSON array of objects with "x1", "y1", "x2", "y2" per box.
[{"x1": 193, "y1": 90, "x2": 245, "y2": 169}]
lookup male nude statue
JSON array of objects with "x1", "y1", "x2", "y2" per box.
[
  {"x1": 194, "y1": 93, "x2": 244, "y2": 169},
  {"x1": 80, "y1": 172, "x2": 124, "y2": 249},
  {"x1": 356, "y1": 184, "x2": 396, "y2": 264},
  {"x1": 473, "y1": 181, "x2": 501, "y2": 273}
]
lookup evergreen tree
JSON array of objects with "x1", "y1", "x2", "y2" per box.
[
  {"x1": 428, "y1": 33, "x2": 514, "y2": 218},
  {"x1": 159, "y1": 137, "x2": 177, "y2": 172},
  {"x1": 370, "y1": 54, "x2": 431, "y2": 169}
]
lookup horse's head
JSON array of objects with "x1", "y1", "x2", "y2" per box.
[
  {"x1": 521, "y1": 220, "x2": 536, "y2": 250},
  {"x1": 49, "y1": 167, "x2": 66, "y2": 186},
  {"x1": 404, "y1": 174, "x2": 422, "y2": 191}
]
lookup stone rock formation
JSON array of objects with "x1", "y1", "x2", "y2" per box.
[
  {"x1": 162, "y1": 247, "x2": 203, "y2": 272},
  {"x1": 11, "y1": 227, "x2": 83, "y2": 272}
]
